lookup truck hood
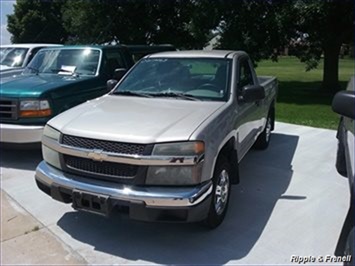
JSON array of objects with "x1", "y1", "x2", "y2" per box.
[
  {"x1": 49, "y1": 95, "x2": 225, "y2": 143},
  {"x1": 0, "y1": 74, "x2": 93, "y2": 98}
]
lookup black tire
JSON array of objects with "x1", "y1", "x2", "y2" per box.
[
  {"x1": 344, "y1": 227, "x2": 354, "y2": 266},
  {"x1": 336, "y1": 140, "x2": 348, "y2": 177},
  {"x1": 254, "y1": 111, "x2": 273, "y2": 150},
  {"x1": 204, "y1": 156, "x2": 231, "y2": 229}
]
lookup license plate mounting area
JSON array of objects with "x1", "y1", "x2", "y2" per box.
[{"x1": 72, "y1": 189, "x2": 111, "y2": 217}]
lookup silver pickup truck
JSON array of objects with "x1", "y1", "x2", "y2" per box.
[{"x1": 35, "y1": 50, "x2": 277, "y2": 228}]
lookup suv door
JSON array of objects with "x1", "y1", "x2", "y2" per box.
[{"x1": 332, "y1": 77, "x2": 355, "y2": 260}]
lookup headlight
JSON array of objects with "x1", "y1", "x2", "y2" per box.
[
  {"x1": 146, "y1": 165, "x2": 203, "y2": 185},
  {"x1": 152, "y1": 141, "x2": 204, "y2": 156},
  {"x1": 19, "y1": 99, "x2": 52, "y2": 117},
  {"x1": 42, "y1": 145, "x2": 61, "y2": 169},
  {"x1": 42, "y1": 125, "x2": 61, "y2": 169},
  {"x1": 147, "y1": 141, "x2": 204, "y2": 185},
  {"x1": 43, "y1": 125, "x2": 60, "y2": 141}
]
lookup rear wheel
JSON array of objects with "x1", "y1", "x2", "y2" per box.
[
  {"x1": 254, "y1": 111, "x2": 273, "y2": 150},
  {"x1": 204, "y1": 156, "x2": 231, "y2": 229}
]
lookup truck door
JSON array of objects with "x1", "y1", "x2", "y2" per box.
[{"x1": 235, "y1": 57, "x2": 263, "y2": 158}]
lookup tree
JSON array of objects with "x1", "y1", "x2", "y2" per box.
[
  {"x1": 62, "y1": 0, "x2": 212, "y2": 49},
  {"x1": 211, "y1": 0, "x2": 296, "y2": 64},
  {"x1": 292, "y1": 0, "x2": 354, "y2": 91},
  {"x1": 212, "y1": 0, "x2": 354, "y2": 91},
  {"x1": 7, "y1": 0, "x2": 68, "y2": 43}
]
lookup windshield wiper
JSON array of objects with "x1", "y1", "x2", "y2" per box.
[
  {"x1": 111, "y1": 90, "x2": 152, "y2": 98},
  {"x1": 149, "y1": 92, "x2": 200, "y2": 101},
  {"x1": 26, "y1": 66, "x2": 39, "y2": 75}
]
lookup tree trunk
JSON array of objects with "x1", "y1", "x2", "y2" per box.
[{"x1": 322, "y1": 42, "x2": 341, "y2": 92}]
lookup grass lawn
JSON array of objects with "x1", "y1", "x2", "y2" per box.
[{"x1": 255, "y1": 56, "x2": 354, "y2": 129}]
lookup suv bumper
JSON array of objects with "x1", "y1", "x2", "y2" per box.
[
  {"x1": 35, "y1": 161, "x2": 213, "y2": 222},
  {"x1": 0, "y1": 123, "x2": 43, "y2": 143}
]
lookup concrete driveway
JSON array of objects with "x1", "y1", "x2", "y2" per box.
[{"x1": 0, "y1": 122, "x2": 350, "y2": 265}]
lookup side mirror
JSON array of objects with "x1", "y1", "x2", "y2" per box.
[
  {"x1": 113, "y1": 68, "x2": 127, "y2": 81},
  {"x1": 332, "y1": 91, "x2": 355, "y2": 119},
  {"x1": 107, "y1": 79, "x2": 118, "y2": 91},
  {"x1": 239, "y1": 85, "x2": 265, "y2": 102}
]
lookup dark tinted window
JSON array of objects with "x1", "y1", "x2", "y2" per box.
[
  {"x1": 238, "y1": 59, "x2": 254, "y2": 88},
  {"x1": 102, "y1": 50, "x2": 125, "y2": 77}
]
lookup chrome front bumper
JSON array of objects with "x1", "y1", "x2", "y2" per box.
[
  {"x1": 35, "y1": 161, "x2": 213, "y2": 207},
  {"x1": 0, "y1": 123, "x2": 44, "y2": 143}
]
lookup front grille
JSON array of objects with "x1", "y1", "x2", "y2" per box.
[
  {"x1": 61, "y1": 134, "x2": 146, "y2": 155},
  {"x1": 0, "y1": 99, "x2": 18, "y2": 120},
  {"x1": 64, "y1": 155, "x2": 138, "y2": 178}
]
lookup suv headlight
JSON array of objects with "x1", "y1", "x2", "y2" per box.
[
  {"x1": 147, "y1": 141, "x2": 204, "y2": 185},
  {"x1": 19, "y1": 99, "x2": 52, "y2": 117},
  {"x1": 42, "y1": 125, "x2": 61, "y2": 169}
]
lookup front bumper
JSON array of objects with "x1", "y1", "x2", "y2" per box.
[
  {"x1": 0, "y1": 123, "x2": 44, "y2": 143},
  {"x1": 35, "y1": 161, "x2": 213, "y2": 222}
]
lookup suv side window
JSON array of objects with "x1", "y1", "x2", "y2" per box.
[
  {"x1": 102, "y1": 50, "x2": 125, "y2": 78},
  {"x1": 27, "y1": 47, "x2": 43, "y2": 65},
  {"x1": 238, "y1": 59, "x2": 254, "y2": 88}
]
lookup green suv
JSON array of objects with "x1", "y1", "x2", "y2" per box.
[{"x1": 0, "y1": 45, "x2": 134, "y2": 144}]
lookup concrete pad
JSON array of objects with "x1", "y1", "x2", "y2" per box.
[
  {"x1": 0, "y1": 189, "x2": 86, "y2": 265},
  {"x1": 0, "y1": 122, "x2": 350, "y2": 265},
  {"x1": 1, "y1": 227, "x2": 86, "y2": 265},
  {"x1": 1, "y1": 190, "x2": 42, "y2": 241}
]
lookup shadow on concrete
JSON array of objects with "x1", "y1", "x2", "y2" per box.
[
  {"x1": 57, "y1": 133, "x2": 299, "y2": 264},
  {"x1": 0, "y1": 146, "x2": 42, "y2": 171}
]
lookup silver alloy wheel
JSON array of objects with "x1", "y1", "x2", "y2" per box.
[
  {"x1": 214, "y1": 169, "x2": 230, "y2": 215},
  {"x1": 265, "y1": 116, "x2": 272, "y2": 142}
]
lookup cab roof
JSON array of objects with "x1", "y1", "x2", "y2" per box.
[
  {"x1": 37, "y1": 45, "x2": 128, "y2": 51},
  {"x1": 1, "y1": 43, "x2": 62, "y2": 48},
  {"x1": 147, "y1": 50, "x2": 248, "y2": 59}
]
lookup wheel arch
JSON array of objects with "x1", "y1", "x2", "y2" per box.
[{"x1": 215, "y1": 137, "x2": 239, "y2": 184}]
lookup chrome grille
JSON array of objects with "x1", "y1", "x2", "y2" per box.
[
  {"x1": 0, "y1": 99, "x2": 18, "y2": 120},
  {"x1": 61, "y1": 135, "x2": 146, "y2": 155},
  {"x1": 64, "y1": 155, "x2": 138, "y2": 178}
]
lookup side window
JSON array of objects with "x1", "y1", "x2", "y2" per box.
[
  {"x1": 27, "y1": 47, "x2": 43, "y2": 65},
  {"x1": 238, "y1": 59, "x2": 254, "y2": 88},
  {"x1": 102, "y1": 50, "x2": 125, "y2": 78}
]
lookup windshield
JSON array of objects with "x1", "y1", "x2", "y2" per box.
[
  {"x1": 24, "y1": 48, "x2": 100, "y2": 75},
  {"x1": 114, "y1": 58, "x2": 231, "y2": 101},
  {"x1": 0, "y1": 47, "x2": 29, "y2": 67}
]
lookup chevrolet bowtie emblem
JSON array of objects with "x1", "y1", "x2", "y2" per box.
[{"x1": 88, "y1": 149, "x2": 107, "y2": 162}]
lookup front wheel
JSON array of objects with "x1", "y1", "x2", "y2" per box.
[{"x1": 204, "y1": 156, "x2": 231, "y2": 229}]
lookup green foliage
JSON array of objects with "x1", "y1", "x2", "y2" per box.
[
  {"x1": 256, "y1": 57, "x2": 355, "y2": 129},
  {"x1": 62, "y1": 0, "x2": 211, "y2": 49},
  {"x1": 7, "y1": 0, "x2": 68, "y2": 43},
  {"x1": 213, "y1": 0, "x2": 297, "y2": 64},
  {"x1": 6, "y1": 0, "x2": 354, "y2": 91},
  {"x1": 292, "y1": 0, "x2": 354, "y2": 71}
]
